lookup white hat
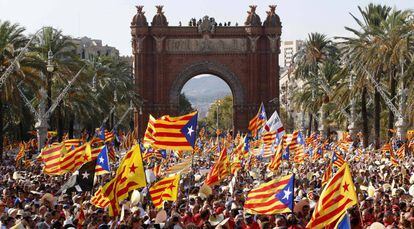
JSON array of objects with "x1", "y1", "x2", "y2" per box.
[
  {"x1": 409, "y1": 174, "x2": 414, "y2": 184},
  {"x1": 368, "y1": 222, "x2": 385, "y2": 229},
  {"x1": 209, "y1": 214, "x2": 224, "y2": 226},
  {"x1": 409, "y1": 185, "x2": 414, "y2": 197}
]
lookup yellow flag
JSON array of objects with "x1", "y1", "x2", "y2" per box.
[
  {"x1": 149, "y1": 174, "x2": 180, "y2": 208},
  {"x1": 94, "y1": 144, "x2": 147, "y2": 216},
  {"x1": 115, "y1": 144, "x2": 147, "y2": 202},
  {"x1": 307, "y1": 162, "x2": 357, "y2": 229}
]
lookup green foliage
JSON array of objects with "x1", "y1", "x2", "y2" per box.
[
  {"x1": 178, "y1": 93, "x2": 193, "y2": 115},
  {"x1": 200, "y1": 95, "x2": 233, "y2": 134}
]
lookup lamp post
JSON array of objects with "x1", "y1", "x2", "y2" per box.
[
  {"x1": 36, "y1": 49, "x2": 54, "y2": 151},
  {"x1": 348, "y1": 74, "x2": 357, "y2": 140},
  {"x1": 395, "y1": 60, "x2": 407, "y2": 141},
  {"x1": 216, "y1": 100, "x2": 221, "y2": 131}
]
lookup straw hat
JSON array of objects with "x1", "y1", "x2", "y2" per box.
[
  {"x1": 209, "y1": 214, "x2": 224, "y2": 226},
  {"x1": 216, "y1": 217, "x2": 230, "y2": 228},
  {"x1": 154, "y1": 210, "x2": 167, "y2": 223},
  {"x1": 199, "y1": 184, "x2": 212, "y2": 199},
  {"x1": 383, "y1": 183, "x2": 391, "y2": 191},
  {"x1": 41, "y1": 193, "x2": 55, "y2": 205},
  {"x1": 8, "y1": 208, "x2": 18, "y2": 218}
]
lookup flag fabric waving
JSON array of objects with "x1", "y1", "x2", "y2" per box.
[
  {"x1": 143, "y1": 114, "x2": 156, "y2": 147},
  {"x1": 95, "y1": 146, "x2": 111, "y2": 175},
  {"x1": 40, "y1": 143, "x2": 65, "y2": 175},
  {"x1": 334, "y1": 212, "x2": 351, "y2": 229},
  {"x1": 263, "y1": 109, "x2": 285, "y2": 139},
  {"x1": 205, "y1": 148, "x2": 230, "y2": 186},
  {"x1": 149, "y1": 174, "x2": 180, "y2": 209},
  {"x1": 92, "y1": 144, "x2": 146, "y2": 216},
  {"x1": 306, "y1": 162, "x2": 357, "y2": 229},
  {"x1": 244, "y1": 174, "x2": 294, "y2": 215},
  {"x1": 332, "y1": 151, "x2": 345, "y2": 168},
  {"x1": 75, "y1": 159, "x2": 97, "y2": 192},
  {"x1": 268, "y1": 140, "x2": 283, "y2": 172},
  {"x1": 152, "y1": 112, "x2": 198, "y2": 151},
  {"x1": 248, "y1": 103, "x2": 267, "y2": 137},
  {"x1": 15, "y1": 143, "x2": 25, "y2": 165}
]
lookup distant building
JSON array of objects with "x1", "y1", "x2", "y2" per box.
[
  {"x1": 279, "y1": 40, "x2": 306, "y2": 131},
  {"x1": 71, "y1": 36, "x2": 119, "y2": 60},
  {"x1": 280, "y1": 40, "x2": 304, "y2": 69}
]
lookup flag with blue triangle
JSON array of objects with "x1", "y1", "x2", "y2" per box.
[{"x1": 95, "y1": 146, "x2": 111, "y2": 175}]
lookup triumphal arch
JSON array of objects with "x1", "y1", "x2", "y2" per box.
[{"x1": 131, "y1": 5, "x2": 282, "y2": 136}]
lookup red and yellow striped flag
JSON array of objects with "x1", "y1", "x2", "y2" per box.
[
  {"x1": 91, "y1": 185, "x2": 111, "y2": 208},
  {"x1": 248, "y1": 103, "x2": 267, "y2": 137},
  {"x1": 59, "y1": 142, "x2": 91, "y2": 173},
  {"x1": 261, "y1": 131, "x2": 276, "y2": 158},
  {"x1": 63, "y1": 139, "x2": 82, "y2": 150},
  {"x1": 92, "y1": 144, "x2": 146, "y2": 216},
  {"x1": 149, "y1": 174, "x2": 180, "y2": 209},
  {"x1": 268, "y1": 140, "x2": 283, "y2": 172},
  {"x1": 390, "y1": 151, "x2": 399, "y2": 166},
  {"x1": 321, "y1": 163, "x2": 332, "y2": 187},
  {"x1": 143, "y1": 115, "x2": 156, "y2": 147},
  {"x1": 306, "y1": 162, "x2": 357, "y2": 229},
  {"x1": 244, "y1": 174, "x2": 294, "y2": 215},
  {"x1": 15, "y1": 143, "x2": 25, "y2": 165},
  {"x1": 40, "y1": 143, "x2": 66, "y2": 175},
  {"x1": 205, "y1": 148, "x2": 230, "y2": 186},
  {"x1": 152, "y1": 112, "x2": 198, "y2": 151},
  {"x1": 332, "y1": 151, "x2": 345, "y2": 168},
  {"x1": 395, "y1": 144, "x2": 405, "y2": 159}
]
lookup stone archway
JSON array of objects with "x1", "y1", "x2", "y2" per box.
[
  {"x1": 130, "y1": 5, "x2": 282, "y2": 137},
  {"x1": 169, "y1": 61, "x2": 244, "y2": 108}
]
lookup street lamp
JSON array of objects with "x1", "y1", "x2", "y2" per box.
[
  {"x1": 216, "y1": 100, "x2": 221, "y2": 131},
  {"x1": 47, "y1": 49, "x2": 54, "y2": 73},
  {"x1": 36, "y1": 49, "x2": 54, "y2": 151}
]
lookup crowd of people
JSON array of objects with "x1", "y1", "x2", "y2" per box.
[{"x1": 1, "y1": 131, "x2": 414, "y2": 229}]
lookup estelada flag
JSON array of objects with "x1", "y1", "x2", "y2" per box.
[
  {"x1": 149, "y1": 174, "x2": 180, "y2": 209},
  {"x1": 92, "y1": 144, "x2": 146, "y2": 216},
  {"x1": 40, "y1": 143, "x2": 66, "y2": 175},
  {"x1": 306, "y1": 162, "x2": 357, "y2": 229},
  {"x1": 205, "y1": 148, "x2": 230, "y2": 186},
  {"x1": 152, "y1": 112, "x2": 198, "y2": 151},
  {"x1": 248, "y1": 103, "x2": 267, "y2": 137},
  {"x1": 244, "y1": 174, "x2": 294, "y2": 215}
]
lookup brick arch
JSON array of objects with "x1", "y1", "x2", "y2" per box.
[
  {"x1": 131, "y1": 8, "x2": 282, "y2": 137},
  {"x1": 169, "y1": 61, "x2": 245, "y2": 108}
]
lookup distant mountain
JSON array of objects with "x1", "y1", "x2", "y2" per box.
[{"x1": 181, "y1": 75, "x2": 232, "y2": 117}]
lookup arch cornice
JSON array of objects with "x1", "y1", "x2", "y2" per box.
[{"x1": 169, "y1": 61, "x2": 245, "y2": 107}]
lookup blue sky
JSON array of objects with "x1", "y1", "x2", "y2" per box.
[{"x1": 0, "y1": 0, "x2": 412, "y2": 55}]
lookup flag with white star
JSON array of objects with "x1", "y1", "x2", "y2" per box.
[
  {"x1": 95, "y1": 146, "x2": 111, "y2": 175},
  {"x1": 152, "y1": 111, "x2": 198, "y2": 151},
  {"x1": 75, "y1": 159, "x2": 97, "y2": 192},
  {"x1": 244, "y1": 174, "x2": 294, "y2": 215}
]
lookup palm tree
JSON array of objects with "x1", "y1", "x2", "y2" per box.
[
  {"x1": 0, "y1": 20, "x2": 27, "y2": 158},
  {"x1": 375, "y1": 9, "x2": 413, "y2": 139},
  {"x1": 339, "y1": 4, "x2": 392, "y2": 149},
  {"x1": 293, "y1": 32, "x2": 337, "y2": 137}
]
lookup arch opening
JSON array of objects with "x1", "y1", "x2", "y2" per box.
[
  {"x1": 169, "y1": 61, "x2": 245, "y2": 133},
  {"x1": 180, "y1": 74, "x2": 233, "y2": 132}
]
